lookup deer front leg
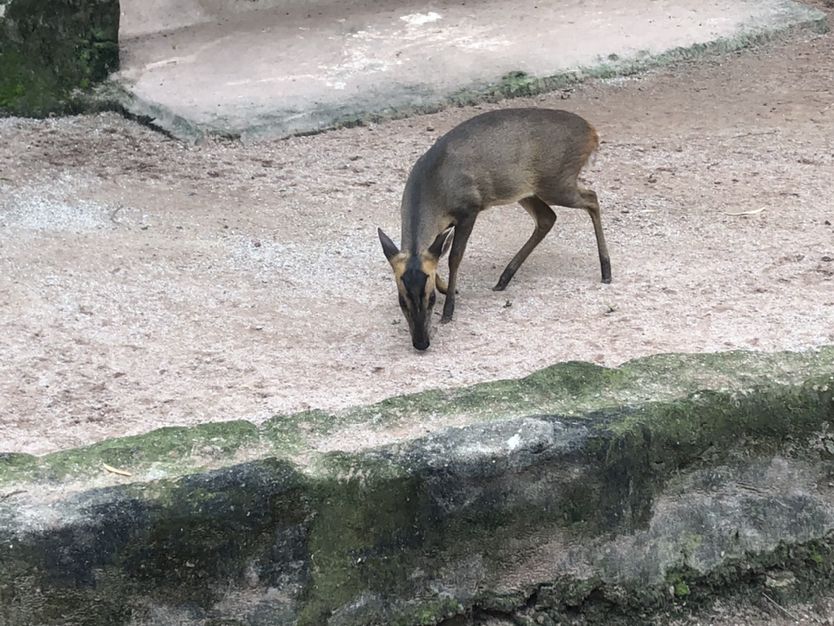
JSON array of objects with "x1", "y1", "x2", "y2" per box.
[{"x1": 441, "y1": 215, "x2": 476, "y2": 323}]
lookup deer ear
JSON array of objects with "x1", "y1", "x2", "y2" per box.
[
  {"x1": 427, "y1": 227, "x2": 454, "y2": 260},
  {"x1": 377, "y1": 228, "x2": 400, "y2": 263}
]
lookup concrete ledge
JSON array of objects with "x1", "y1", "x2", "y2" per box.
[
  {"x1": 120, "y1": 0, "x2": 325, "y2": 40},
  {"x1": 110, "y1": 0, "x2": 828, "y2": 142},
  {"x1": 2, "y1": 348, "x2": 834, "y2": 624}
]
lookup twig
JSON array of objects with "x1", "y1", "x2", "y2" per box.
[
  {"x1": 732, "y1": 130, "x2": 779, "y2": 139},
  {"x1": 0, "y1": 489, "x2": 26, "y2": 502},
  {"x1": 724, "y1": 207, "x2": 765, "y2": 216},
  {"x1": 762, "y1": 592, "x2": 800, "y2": 621}
]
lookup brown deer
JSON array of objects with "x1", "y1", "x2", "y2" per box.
[{"x1": 378, "y1": 108, "x2": 611, "y2": 351}]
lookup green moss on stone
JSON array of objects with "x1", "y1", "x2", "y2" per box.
[
  {"x1": 472, "y1": 536, "x2": 834, "y2": 624},
  {"x1": 655, "y1": 538, "x2": 834, "y2": 616},
  {"x1": 0, "y1": 0, "x2": 119, "y2": 116},
  {"x1": 607, "y1": 381, "x2": 834, "y2": 469},
  {"x1": 260, "y1": 360, "x2": 634, "y2": 450},
  {"x1": 261, "y1": 409, "x2": 332, "y2": 451},
  {"x1": 674, "y1": 579, "x2": 690, "y2": 597},
  {"x1": 389, "y1": 596, "x2": 466, "y2": 625},
  {"x1": 118, "y1": 460, "x2": 308, "y2": 607},
  {"x1": 2, "y1": 421, "x2": 261, "y2": 486},
  {"x1": 0, "y1": 452, "x2": 37, "y2": 473},
  {"x1": 288, "y1": 350, "x2": 834, "y2": 459},
  {"x1": 1, "y1": 348, "x2": 832, "y2": 493},
  {"x1": 0, "y1": 458, "x2": 310, "y2": 625},
  {"x1": 299, "y1": 453, "x2": 432, "y2": 625}
]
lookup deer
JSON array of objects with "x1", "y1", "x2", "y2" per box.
[{"x1": 378, "y1": 108, "x2": 611, "y2": 351}]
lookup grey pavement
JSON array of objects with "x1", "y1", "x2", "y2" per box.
[{"x1": 115, "y1": 0, "x2": 826, "y2": 140}]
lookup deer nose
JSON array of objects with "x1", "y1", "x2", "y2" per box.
[{"x1": 413, "y1": 338, "x2": 430, "y2": 351}]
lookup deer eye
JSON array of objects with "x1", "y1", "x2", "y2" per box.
[
  {"x1": 429, "y1": 292, "x2": 437, "y2": 307},
  {"x1": 398, "y1": 295, "x2": 407, "y2": 309}
]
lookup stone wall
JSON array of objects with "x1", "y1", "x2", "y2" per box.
[{"x1": 1, "y1": 349, "x2": 833, "y2": 625}]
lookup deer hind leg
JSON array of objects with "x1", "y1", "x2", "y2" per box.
[
  {"x1": 544, "y1": 184, "x2": 611, "y2": 284},
  {"x1": 493, "y1": 196, "x2": 557, "y2": 291},
  {"x1": 576, "y1": 187, "x2": 611, "y2": 284}
]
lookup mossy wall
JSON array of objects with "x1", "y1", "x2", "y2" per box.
[
  {"x1": 0, "y1": 0, "x2": 119, "y2": 116},
  {"x1": 1, "y1": 350, "x2": 833, "y2": 625}
]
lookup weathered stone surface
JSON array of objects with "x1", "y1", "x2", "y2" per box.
[
  {"x1": 0, "y1": 0, "x2": 119, "y2": 116},
  {"x1": 1, "y1": 348, "x2": 833, "y2": 624}
]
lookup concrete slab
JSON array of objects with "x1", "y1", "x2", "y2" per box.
[
  {"x1": 119, "y1": 0, "x2": 313, "y2": 39},
  {"x1": 114, "y1": 0, "x2": 826, "y2": 141}
]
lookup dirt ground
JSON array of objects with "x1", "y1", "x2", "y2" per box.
[{"x1": 1, "y1": 10, "x2": 833, "y2": 461}]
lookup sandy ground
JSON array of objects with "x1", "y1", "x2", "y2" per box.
[{"x1": 1, "y1": 12, "x2": 833, "y2": 458}]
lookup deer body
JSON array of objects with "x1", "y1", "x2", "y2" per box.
[{"x1": 379, "y1": 108, "x2": 611, "y2": 350}]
